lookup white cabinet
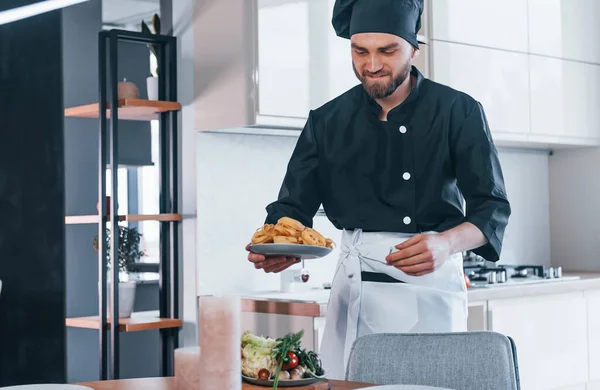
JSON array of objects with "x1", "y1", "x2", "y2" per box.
[
  {"x1": 467, "y1": 300, "x2": 487, "y2": 331},
  {"x1": 529, "y1": 55, "x2": 600, "y2": 141},
  {"x1": 528, "y1": 0, "x2": 600, "y2": 64},
  {"x1": 257, "y1": 0, "x2": 431, "y2": 119},
  {"x1": 588, "y1": 291, "x2": 600, "y2": 383},
  {"x1": 431, "y1": 41, "x2": 530, "y2": 135},
  {"x1": 427, "y1": 0, "x2": 600, "y2": 148},
  {"x1": 193, "y1": 0, "x2": 600, "y2": 148},
  {"x1": 488, "y1": 292, "x2": 589, "y2": 390},
  {"x1": 431, "y1": 0, "x2": 528, "y2": 52},
  {"x1": 193, "y1": 0, "x2": 363, "y2": 131},
  {"x1": 257, "y1": 0, "x2": 359, "y2": 119},
  {"x1": 258, "y1": 0, "x2": 311, "y2": 118}
]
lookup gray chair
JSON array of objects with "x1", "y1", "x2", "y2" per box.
[{"x1": 345, "y1": 332, "x2": 520, "y2": 390}]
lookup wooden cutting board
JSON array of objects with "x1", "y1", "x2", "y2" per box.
[{"x1": 243, "y1": 379, "x2": 330, "y2": 389}]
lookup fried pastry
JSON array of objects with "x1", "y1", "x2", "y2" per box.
[
  {"x1": 250, "y1": 216, "x2": 334, "y2": 248},
  {"x1": 273, "y1": 236, "x2": 299, "y2": 244},
  {"x1": 277, "y1": 216, "x2": 305, "y2": 232},
  {"x1": 274, "y1": 224, "x2": 298, "y2": 238},
  {"x1": 301, "y1": 227, "x2": 326, "y2": 247},
  {"x1": 251, "y1": 224, "x2": 275, "y2": 244}
]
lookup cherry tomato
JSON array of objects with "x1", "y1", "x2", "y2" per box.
[
  {"x1": 281, "y1": 351, "x2": 299, "y2": 370},
  {"x1": 258, "y1": 368, "x2": 270, "y2": 380}
]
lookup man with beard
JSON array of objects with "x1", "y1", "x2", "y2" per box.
[{"x1": 247, "y1": 0, "x2": 511, "y2": 378}]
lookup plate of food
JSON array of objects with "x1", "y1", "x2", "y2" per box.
[
  {"x1": 241, "y1": 330, "x2": 326, "y2": 389},
  {"x1": 249, "y1": 217, "x2": 334, "y2": 260}
]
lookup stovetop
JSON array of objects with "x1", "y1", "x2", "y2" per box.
[{"x1": 463, "y1": 263, "x2": 580, "y2": 288}]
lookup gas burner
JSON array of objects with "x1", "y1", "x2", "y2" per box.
[
  {"x1": 463, "y1": 263, "x2": 573, "y2": 288},
  {"x1": 464, "y1": 265, "x2": 507, "y2": 285},
  {"x1": 509, "y1": 265, "x2": 544, "y2": 278}
]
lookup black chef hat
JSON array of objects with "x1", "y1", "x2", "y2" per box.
[{"x1": 332, "y1": 0, "x2": 424, "y2": 48}]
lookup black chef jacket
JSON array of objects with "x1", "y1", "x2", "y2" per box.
[{"x1": 265, "y1": 66, "x2": 511, "y2": 262}]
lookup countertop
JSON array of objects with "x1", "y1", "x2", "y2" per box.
[
  {"x1": 242, "y1": 271, "x2": 600, "y2": 317},
  {"x1": 467, "y1": 271, "x2": 600, "y2": 301}
]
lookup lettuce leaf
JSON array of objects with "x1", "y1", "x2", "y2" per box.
[{"x1": 241, "y1": 331, "x2": 279, "y2": 378}]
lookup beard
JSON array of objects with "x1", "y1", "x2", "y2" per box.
[{"x1": 353, "y1": 60, "x2": 412, "y2": 99}]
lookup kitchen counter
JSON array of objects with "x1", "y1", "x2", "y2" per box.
[
  {"x1": 467, "y1": 271, "x2": 600, "y2": 301},
  {"x1": 243, "y1": 271, "x2": 600, "y2": 317},
  {"x1": 241, "y1": 272, "x2": 600, "y2": 390}
]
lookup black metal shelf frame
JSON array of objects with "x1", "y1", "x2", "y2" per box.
[{"x1": 97, "y1": 29, "x2": 179, "y2": 380}]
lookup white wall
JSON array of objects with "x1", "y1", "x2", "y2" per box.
[
  {"x1": 195, "y1": 132, "x2": 342, "y2": 295},
  {"x1": 195, "y1": 132, "x2": 552, "y2": 295}
]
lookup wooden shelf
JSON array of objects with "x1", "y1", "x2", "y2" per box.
[
  {"x1": 66, "y1": 311, "x2": 182, "y2": 332},
  {"x1": 65, "y1": 213, "x2": 182, "y2": 225},
  {"x1": 65, "y1": 99, "x2": 181, "y2": 121}
]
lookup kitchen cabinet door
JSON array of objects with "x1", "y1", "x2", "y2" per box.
[
  {"x1": 257, "y1": 0, "x2": 432, "y2": 121},
  {"x1": 587, "y1": 290, "x2": 600, "y2": 384},
  {"x1": 257, "y1": 0, "x2": 359, "y2": 119},
  {"x1": 314, "y1": 316, "x2": 326, "y2": 353},
  {"x1": 467, "y1": 300, "x2": 487, "y2": 331},
  {"x1": 529, "y1": 55, "x2": 600, "y2": 140},
  {"x1": 528, "y1": 0, "x2": 600, "y2": 64},
  {"x1": 432, "y1": 41, "x2": 530, "y2": 136},
  {"x1": 431, "y1": 0, "x2": 528, "y2": 52},
  {"x1": 488, "y1": 292, "x2": 589, "y2": 390},
  {"x1": 258, "y1": 0, "x2": 311, "y2": 119}
]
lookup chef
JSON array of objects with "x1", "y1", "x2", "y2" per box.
[{"x1": 247, "y1": 0, "x2": 511, "y2": 380}]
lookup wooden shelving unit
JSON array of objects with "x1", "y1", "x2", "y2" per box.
[
  {"x1": 63, "y1": 29, "x2": 181, "y2": 380},
  {"x1": 66, "y1": 312, "x2": 183, "y2": 332},
  {"x1": 65, "y1": 213, "x2": 182, "y2": 225},
  {"x1": 65, "y1": 99, "x2": 181, "y2": 121}
]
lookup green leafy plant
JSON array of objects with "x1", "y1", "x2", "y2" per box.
[
  {"x1": 92, "y1": 226, "x2": 144, "y2": 275},
  {"x1": 141, "y1": 13, "x2": 161, "y2": 75}
]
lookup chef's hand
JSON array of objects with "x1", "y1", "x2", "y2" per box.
[
  {"x1": 385, "y1": 234, "x2": 451, "y2": 276},
  {"x1": 246, "y1": 244, "x2": 300, "y2": 273}
]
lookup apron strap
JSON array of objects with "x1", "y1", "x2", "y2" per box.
[{"x1": 361, "y1": 271, "x2": 406, "y2": 284}]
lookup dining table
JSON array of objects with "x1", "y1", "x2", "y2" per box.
[
  {"x1": 76, "y1": 377, "x2": 371, "y2": 389},
  {"x1": 76, "y1": 377, "x2": 452, "y2": 390}
]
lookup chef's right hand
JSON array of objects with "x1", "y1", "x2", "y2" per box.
[{"x1": 246, "y1": 244, "x2": 300, "y2": 273}]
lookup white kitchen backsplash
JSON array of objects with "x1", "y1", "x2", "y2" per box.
[{"x1": 196, "y1": 131, "x2": 551, "y2": 295}]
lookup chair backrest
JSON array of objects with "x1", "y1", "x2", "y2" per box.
[{"x1": 345, "y1": 332, "x2": 520, "y2": 390}]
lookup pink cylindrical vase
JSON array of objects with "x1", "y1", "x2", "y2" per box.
[
  {"x1": 197, "y1": 295, "x2": 242, "y2": 390},
  {"x1": 174, "y1": 347, "x2": 201, "y2": 390}
]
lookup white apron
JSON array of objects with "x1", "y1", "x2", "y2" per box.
[{"x1": 319, "y1": 229, "x2": 468, "y2": 380}]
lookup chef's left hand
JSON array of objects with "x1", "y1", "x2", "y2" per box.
[{"x1": 385, "y1": 234, "x2": 451, "y2": 276}]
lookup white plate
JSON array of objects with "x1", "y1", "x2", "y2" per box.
[
  {"x1": 242, "y1": 374, "x2": 325, "y2": 388},
  {"x1": 356, "y1": 385, "x2": 453, "y2": 390},
  {"x1": 0, "y1": 386, "x2": 93, "y2": 390},
  {"x1": 249, "y1": 244, "x2": 332, "y2": 260}
]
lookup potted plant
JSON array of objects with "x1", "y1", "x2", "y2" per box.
[
  {"x1": 93, "y1": 226, "x2": 145, "y2": 318},
  {"x1": 141, "y1": 14, "x2": 161, "y2": 100}
]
